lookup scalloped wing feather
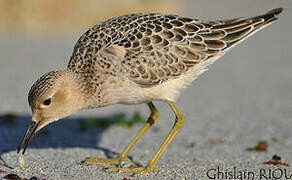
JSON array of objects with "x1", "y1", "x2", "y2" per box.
[{"x1": 68, "y1": 9, "x2": 282, "y2": 87}]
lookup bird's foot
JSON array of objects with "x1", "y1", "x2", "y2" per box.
[
  {"x1": 106, "y1": 164, "x2": 158, "y2": 174},
  {"x1": 82, "y1": 156, "x2": 131, "y2": 166}
]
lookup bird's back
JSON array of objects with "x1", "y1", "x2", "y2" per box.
[{"x1": 68, "y1": 9, "x2": 282, "y2": 89}]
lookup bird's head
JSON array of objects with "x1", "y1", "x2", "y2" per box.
[{"x1": 18, "y1": 70, "x2": 86, "y2": 154}]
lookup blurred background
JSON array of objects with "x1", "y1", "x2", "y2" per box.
[{"x1": 0, "y1": 0, "x2": 179, "y2": 35}]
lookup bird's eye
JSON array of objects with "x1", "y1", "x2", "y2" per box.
[{"x1": 43, "y1": 98, "x2": 51, "y2": 106}]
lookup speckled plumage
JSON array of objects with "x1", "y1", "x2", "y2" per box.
[
  {"x1": 28, "y1": 71, "x2": 63, "y2": 109},
  {"x1": 68, "y1": 9, "x2": 281, "y2": 88},
  {"x1": 19, "y1": 9, "x2": 283, "y2": 174}
]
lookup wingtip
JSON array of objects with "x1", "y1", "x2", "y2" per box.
[
  {"x1": 254, "y1": 8, "x2": 284, "y2": 23},
  {"x1": 266, "y1": 8, "x2": 284, "y2": 16}
]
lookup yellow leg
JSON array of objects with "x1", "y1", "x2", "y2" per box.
[
  {"x1": 107, "y1": 101, "x2": 185, "y2": 174},
  {"x1": 82, "y1": 102, "x2": 160, "y2": 166}
]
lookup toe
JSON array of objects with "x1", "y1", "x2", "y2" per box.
[
  {"x1": 106, "y1": 165, "x2": 158, "y2": 174},
  {"x1": 81, "y1": 157, "x2": 132, "y2": 166},
  {"x1": 82, "y1": 157, "x2": 118, "y2": 165}
]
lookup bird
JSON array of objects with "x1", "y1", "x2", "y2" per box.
[{"x1": 18, "y1": 8, "x2": 283, "y2": 174}]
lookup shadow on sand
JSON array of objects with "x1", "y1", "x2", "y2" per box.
[{"x1": 0, "y1": 113, "x2": 140, "y2": 169}]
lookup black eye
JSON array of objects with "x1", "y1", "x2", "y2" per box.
[{"x1": 43, "y1": 98, "x2": 51, "y2": 106}]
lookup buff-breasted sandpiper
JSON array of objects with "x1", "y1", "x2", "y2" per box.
[{"x1": 17, "y1": 8, "x2": 283, "y2": 174}]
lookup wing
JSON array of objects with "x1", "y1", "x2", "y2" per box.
[{"x1": 68, "y1": 9, "x2": 282, "y2": 86}]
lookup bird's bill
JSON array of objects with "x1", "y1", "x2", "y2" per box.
[{"x1": 17, "y1": 121, "x2": 40, "y2": 154}]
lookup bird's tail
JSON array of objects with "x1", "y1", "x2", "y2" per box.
[{"x1": 212, "y1": 8, "x2": 284, "y2": 51}]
